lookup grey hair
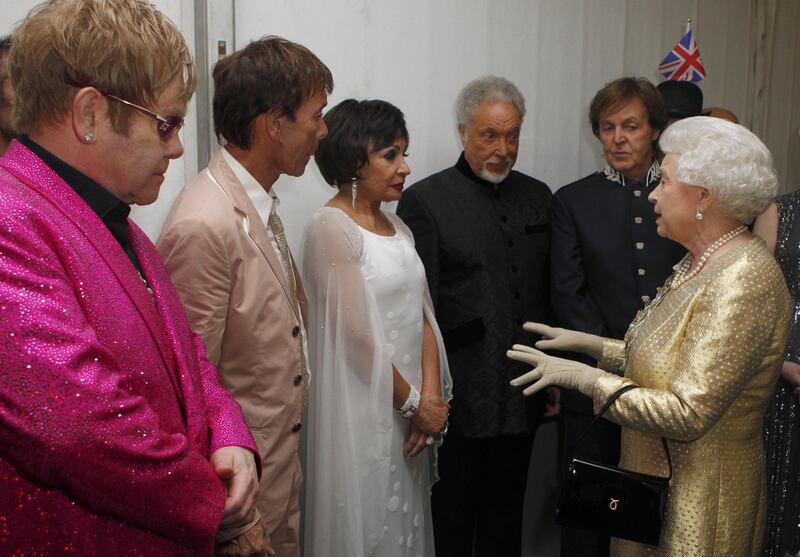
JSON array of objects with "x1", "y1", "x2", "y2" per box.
[
  {"x1": 659, "y1": 116, "x2": 777, "y2": 224},
  {"x1": 455, "y1": 75, "x2": 526, "y2": 129}
]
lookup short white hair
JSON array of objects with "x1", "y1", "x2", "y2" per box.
[
  {"x1": 659, "y1": 116, "x2": 777, "y2": 223},
  {"x1": 455, "y1": 75, "x2": 526, "y2": 129}
]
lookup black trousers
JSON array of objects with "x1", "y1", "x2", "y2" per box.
[
  {"x1": 559, "y1": 408, "x2": 621, "y2": 557},
  {"x1": 431, "y1": 433, "x2": 535, "y2": 557}
]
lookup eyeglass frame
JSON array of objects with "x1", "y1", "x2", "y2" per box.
[{"x1": 64, "y1": 78, "x2": 184, "y2": 139}]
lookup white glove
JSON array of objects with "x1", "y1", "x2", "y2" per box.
[
  {"x1": 507, "y1": 344, "x2": 602, "y2": 397},
  {"x1": 524, "y1": 322, "x2": 604, "y2": 361}
]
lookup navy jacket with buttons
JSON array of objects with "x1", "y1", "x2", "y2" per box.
[{"x1": 550, "y1": 168, "x2": 685, "y2": 413}]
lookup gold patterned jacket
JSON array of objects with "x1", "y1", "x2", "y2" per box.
[{"x1": 593, "y1": 238, "x2": 791, "y2": 557}]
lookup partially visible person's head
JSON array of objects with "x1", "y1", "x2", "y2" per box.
[
  {"x1": 455, "y1": 76, "x2": 525, "y2": 183},
  {"x1": 656, "y1": 81, "x2": 709, "y2": 124},
  {"x1": 0, "y1": 35, "x2": 11, "y2": 72},
  {"x1": 654, "y1": 116, "x2": 775, "y2": 233},
  {"x1": 10, "y1": 0, "x2": 195, "y2": 136},
  {"x1": 213, "y1": 36, "x2": 332, "y2": 176},
  {"x1": 704, "y1": 106, "x2": 739, "y2": 124},
  {"x1": 0, "y1": 34, "x2": 15, "y2": 142},
  {"x1": 590, "y1": 77, "x2": 667, "y2": 182},
  {"x1": 315, "y1": 99, "x2": 409, "y2": 204}
]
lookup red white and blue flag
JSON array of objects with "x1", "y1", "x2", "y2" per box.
[{"x1": 658, "y1": 28, "x2": 706, "y2": 82}]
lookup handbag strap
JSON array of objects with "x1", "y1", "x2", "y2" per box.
[{"x1": 569, "y1": 384, "x2": 673, "y2": 481}]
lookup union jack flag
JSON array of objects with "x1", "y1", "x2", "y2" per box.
[{"x1": 658, "y1": 29, "x2": 706, "y2": 82}]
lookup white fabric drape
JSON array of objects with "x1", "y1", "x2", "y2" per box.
[{"x1": 302, "y1": 207, "x2": 452, "y2": 556}]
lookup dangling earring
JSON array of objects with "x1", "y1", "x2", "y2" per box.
[
  {"x1": 84, "y1": 132, "x2": 95, "y2": 143},
  {"x1": 351, "y1": 178, "x2": 358, "y2": 210},
  {"x1": 695, "y1": 208, "x2": 704, "y2": 221}
]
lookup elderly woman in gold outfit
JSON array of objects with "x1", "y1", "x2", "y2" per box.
[{"x1": 509, "y1": 116, "x2": 791, "y2": 556}]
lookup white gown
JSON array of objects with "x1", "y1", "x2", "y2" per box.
[{"x1": 302, "y1": 207, "x2": 452, "y2": 557}]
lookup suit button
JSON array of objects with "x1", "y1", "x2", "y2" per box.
[
  {"x1": 292, "y1": 422, "x2": 302, "y2": 433},
  {"x1": 291, "y1": 325, "x2": 300, "y2": 337},
  {"x1": 293, "y1": 374, "x2": 303, "y2": 386}
]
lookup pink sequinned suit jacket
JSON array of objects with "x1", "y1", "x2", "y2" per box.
[{"x1": 0, "y1": 141, "x2": 258, "y2": 556}]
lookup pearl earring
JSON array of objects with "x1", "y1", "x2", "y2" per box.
[
  {"x1": 84, "y1": 132, "x2": 95, "y2": 143},
  {"x1": 351, "y1": 178, "x2": 358, "y2": 209},
  {"x1": 695, "y1": 208, "x2": 704, "y2": 221}
]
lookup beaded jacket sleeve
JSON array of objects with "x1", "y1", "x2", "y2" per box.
[
  {"x1": 590, "y1": 238, "x2": 791, "y2": 555},
  {"x1": 0, "y1": 141, "x2": 256, "y2": 556},
  {"x1": 775, "y1": 191, "x2": 800, "y2": 363},
  {"x1": 761, "y1": 191, "x2": 800, "y2": 557}
]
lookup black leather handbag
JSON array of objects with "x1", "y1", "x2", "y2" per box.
[{"x1": 556, "y1": 384, "x2": 672, "y2": 546}]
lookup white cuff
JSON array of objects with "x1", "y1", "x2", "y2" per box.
[{"x1": 398, "y1": 386, "x2": 420, "y2": 418}]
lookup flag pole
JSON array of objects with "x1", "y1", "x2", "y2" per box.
[{"x1": 686, "y1": 18, "x2": 692, "y2": 34}]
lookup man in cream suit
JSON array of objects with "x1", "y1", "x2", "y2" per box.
[{"x1": 158, "y1": 36, "x2": 333, "y2": 557}]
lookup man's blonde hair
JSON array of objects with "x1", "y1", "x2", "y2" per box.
[{"x1": 9, "y1": 0, "x2": 196, "y2": 135}]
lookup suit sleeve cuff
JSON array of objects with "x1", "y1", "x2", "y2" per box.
[
  {"x1": 592, "y1": 373, "x2": 631, "y2": 416},
  {"x1": 598, "y1": 338, "x2": 626, "y2": 373}
]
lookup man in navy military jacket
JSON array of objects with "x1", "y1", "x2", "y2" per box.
[{"x1": 551, "y1": 76, "x2": 685, "y2": 557}]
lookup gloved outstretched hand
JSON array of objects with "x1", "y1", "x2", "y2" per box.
[
  {"x1": 507, "y1": 344, "x2": 602, "y2": 397},
  {"x1": 524, "y1": 322, "x2": 604, "y2": 361}
]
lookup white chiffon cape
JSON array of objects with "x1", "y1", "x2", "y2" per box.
[{"x1": 302, "y1": 207, "x2": 452, "y2": 557}]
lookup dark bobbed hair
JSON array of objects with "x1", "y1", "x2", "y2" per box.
[
  {"x1": 314, "y1": 99, "x2": 409, "y2": 188},
  {"x1": 589, "y1": 76, "x2": 668, "y2": 137},
  {"x1": 212, "y1": 35, "x2": 333, "y2": 149}
]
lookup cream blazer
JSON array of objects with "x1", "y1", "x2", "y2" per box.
[{"x1": 158, "y1": 149, "x2": 308, "y2": 534}]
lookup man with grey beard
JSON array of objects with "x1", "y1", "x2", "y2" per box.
[
  {"x1": 0, "y1": 35, "x2": 15, "y2": 155},
  {"x1": 397, "y1": 75, "x2": 552, "y2": 557}
]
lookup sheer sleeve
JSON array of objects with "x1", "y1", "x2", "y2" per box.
[
  {"x1": 387, "y1": 211, "x2": 453, "y2": 400},
  {"x1": 302, "y1": 208, "x2": 395, "y2": 556}
]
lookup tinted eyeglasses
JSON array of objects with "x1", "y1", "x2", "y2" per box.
[{"x1": 65, "y1": 79, "x2": 184, "y2": 139}]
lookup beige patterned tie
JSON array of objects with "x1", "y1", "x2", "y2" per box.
[
  {"x1": 268, "y1": 207, "x2": 296, "y2": 302},
  {"x1": 268, "y1": 206, "x2": 310, "y2": 410}
]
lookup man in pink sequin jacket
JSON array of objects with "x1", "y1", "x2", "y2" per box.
[{"x1": 0, "y1": 1, "x2": 261, "y2": 555}]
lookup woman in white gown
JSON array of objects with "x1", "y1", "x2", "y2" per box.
[{"x1": 303, "y1": 99, "x2": 453, "y2": 557}]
